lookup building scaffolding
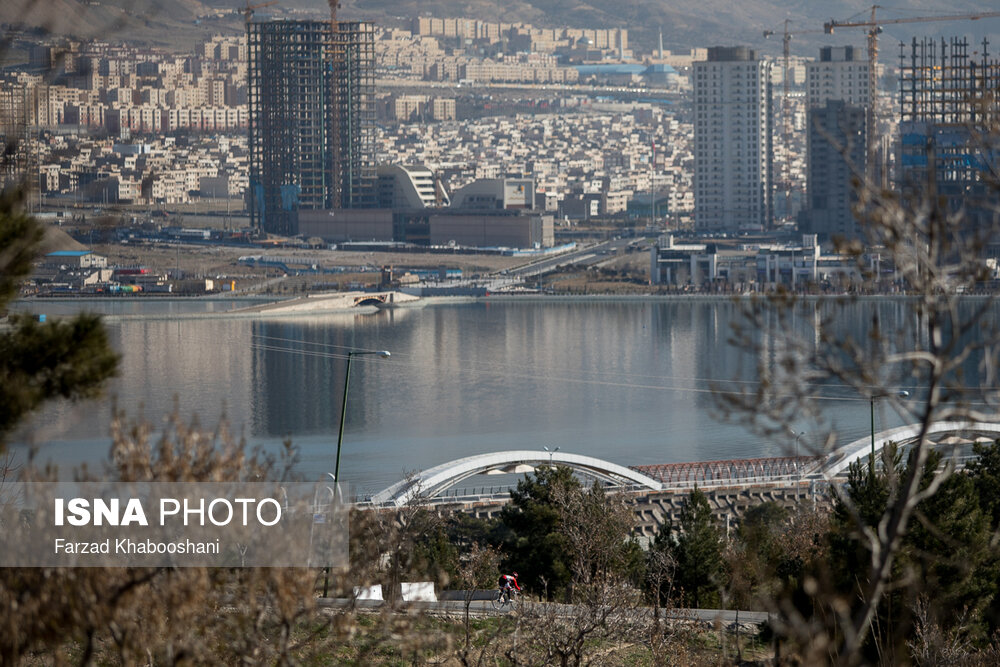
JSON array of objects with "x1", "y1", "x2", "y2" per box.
[
  {"x1": 248, "y1": 20, "x2": 375, "y2": 235},
  {"x1": 0, "y1": 81, "x2": 31, "y2": 194},
  {"x1": 897, "y1": 37, "x2": 1000, "y2": 237},
  {"x1": 899, "y1": 36, "x2": 1000, "y2": 125},
  {"x1": 333, "y1": 22, "x2": 376, "y2": 212}
]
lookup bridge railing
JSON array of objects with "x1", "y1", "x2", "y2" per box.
[
  {"x1": 362, "y1": 477, "x2": 825, "y2": 509},
  {"x1": 633, "y1": 457, "x2": 819, "y2": 488}
]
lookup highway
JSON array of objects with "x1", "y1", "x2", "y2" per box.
[
  {"x1": 504, "y1": 238, "x2": 640, "y2": 280},
  {"x1": 377, "y1": 76, "x2": 684, "y2": 102}
]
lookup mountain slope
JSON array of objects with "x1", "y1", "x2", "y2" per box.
[
  {"x1": 3, "y1": 0, "x2": 999, "y2": 56},
  {"x1": 347, "y1": 0, "x2": 1000, "y2": 55}
]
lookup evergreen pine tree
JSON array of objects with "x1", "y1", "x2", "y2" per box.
[
  {"x1": 654, "y1": 486, "x2": 723, "y2": 609},
  {"x1": 0, "y1": 190, "x2": 119, "y2": 445},
  {"x1": 497, "y1": 465, "x2": 579, "y2": 598}
]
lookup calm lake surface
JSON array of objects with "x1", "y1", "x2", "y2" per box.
[{"x1": 12, "y1": 296, "x2": 980, "y2": 497}]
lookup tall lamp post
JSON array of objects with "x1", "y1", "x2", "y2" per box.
[
  {"x1": 543, "y1": 446, "x2": 560, "y2": 467},
  {"x1": 870, "y1": 390, "x2": 910, "y2": 473},
  {"x1": 334, "y1": 349, "x2": 390, "y2": 486},
  {"x1": 789, "y1": 430, "x2": 804, "y2": 458},
  {"x1": 324, "y1": 348, "x2": 389, "y2": 598}
]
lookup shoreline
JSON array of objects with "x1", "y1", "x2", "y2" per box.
[
  {"x1": 13, "y1": 290, "x2": 977, "y2": 316},
  {"x1": 15, "y1": 290, "x2": 996, "y2": 324}
]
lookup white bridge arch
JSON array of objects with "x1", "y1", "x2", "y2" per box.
[
  {"x1": 814, "y1": 421, "x2": 1000, "y2": 478},
  {"x1": 370, "y1": 450, "x2": 663, "y2": 507},
  {"x1": 369, "y1": 424, "x2": 1000, "y2": 507}
]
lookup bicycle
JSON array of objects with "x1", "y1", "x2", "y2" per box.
[{"x1": 490, "y1": 587, "x2": 520, "y2": 611}]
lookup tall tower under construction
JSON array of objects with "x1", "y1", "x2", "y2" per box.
[
  {"x1": 897, "y1": 37, "x2": 1000, "y2": 234},
  {"x1": 247, "y1": 19, "x2": 376, "y2": 235}
]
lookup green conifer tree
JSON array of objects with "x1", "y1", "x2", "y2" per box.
[
  {"x1": 0, "y1": 190, "x2": 119, "y2": 445},
  {"x1": 654, "y1": 486, "x2": 724, "y2": 609},
  {"x1": 497, "y1": 465, "x2": 579, "y2": 598}
]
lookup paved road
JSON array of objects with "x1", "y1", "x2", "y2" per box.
[
  {"x1": 316, "y1": 597, "x2": 770, "y2": 625},
  {"x1": 505, "y1": 239, "x2": 625, "y2": 279}
]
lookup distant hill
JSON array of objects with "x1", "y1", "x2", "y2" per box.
[
  {"x1": 1, "y1": 0, "x2": 244, "y2": 51},
  {"x1": 3, "y1": 0, "x2": 999, "y2": 57},
  {"x1": 345, "y1": 0, "x2": 1000, "y2": 56}
]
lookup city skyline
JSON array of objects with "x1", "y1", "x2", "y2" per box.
[{"x1": 0, "y1": 7, "x2": 997, "y2": 249}]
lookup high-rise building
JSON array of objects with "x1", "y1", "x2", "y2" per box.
[
  {"x1": 897, "y1": 37, "x2": 1000, "y2": 237},
  {"x1": 801, "y1": 101, "x2": 867, "y2": 241},
  {"x1": 801, "y1": 46, "x2": 871, "y2": 242},
  {"x1": 247, "y1": 20, "x2": 376, "y2": 235},
  {"x1": 693, "y1": 47, "x2": 773, "y2": 233},
  {"x1": 806, "y1": 46, "x2": 870, "y2": 109},
  {"x1": 0, "y1": 81, "x2": 33, "y2": 196}
]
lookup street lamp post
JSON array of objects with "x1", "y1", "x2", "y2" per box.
[
  {"x1": 870, "y1": 390, "x2": 910, "y2": 473},
  {"x1": 334, "y1": 349, "x2": 390, "y2": 486},
  {"x1": 324, "y1": 349, "x2": 388, "y2": 598},
  {"x1": 791, "y1": 430, "x2": 804, "y2": 458},
  {"x1": 543, "y1": 446, "x2": 560, "y2": 467}
]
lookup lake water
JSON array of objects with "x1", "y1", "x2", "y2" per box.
[{"x1": 11, "y1": 296, "x2": 973, "y2": 498}]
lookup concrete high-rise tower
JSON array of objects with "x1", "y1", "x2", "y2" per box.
[
  {"x1": 247, "y1": 19, "x2": 376, "y2": 235},
  {"x1": 693, "y1": 47, "x2": 774, "y2": 233},
  {"x1": 802, "y1": 101, "x2": 867, "y2": 241},
  {"x1": 801, "y1": 46, "x2": 871, "y2": 242},
  {"x1": 806, "y1": 46, "x2": 870, "y2": 110}
]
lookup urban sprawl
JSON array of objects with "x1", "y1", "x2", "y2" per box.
[{"x1": 1, "y1": 13, "x2": 997, "y2": 294}]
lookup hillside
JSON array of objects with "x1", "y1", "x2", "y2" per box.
[
  {"x1": 1, "y1": 0, "x2": 245, "y2": 51},
  {"x1": 2, "y1": 0, "x2": 999, "y2": 56},
  {"x1": 347, "y1": 0, "x2": 1000, "y2": 55}
]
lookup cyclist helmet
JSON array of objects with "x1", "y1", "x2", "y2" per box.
[{"x1": 512, "y1": 572, "x2": 518, "y2": 578}]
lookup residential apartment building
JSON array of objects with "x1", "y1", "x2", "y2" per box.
[
  {"x1": 806, "y1": 46, "x2": 870, "y2": 109},
  {"x1": 693, "y1": 47, "x2": 774, "y2": 233},
  {"x1": 800, "y1": 46, "x2": 871, "y2": 242},
  {"x1": 431, "y1": 98, "x2": 455, "y2": 121},
  {"x1": 801, "y1": 101, "x2": 866, "y2": 241}
]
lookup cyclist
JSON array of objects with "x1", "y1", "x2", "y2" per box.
[{"x1": 498, "y1": 571, "x2": 521, "y2": 601}]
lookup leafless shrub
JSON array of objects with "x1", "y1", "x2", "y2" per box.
[
  {"x1": 483, "y1": 480, "x2": 649, "y2": 666},
  {"x1": 908, "y1": 596, "x2": 975, "y2": 667},
  {"x1": 0, "y1": 409, "x2": 319, "y2": 665},
  {"x1": 718, "y1": 103, "x2": 1000, "y2": 663},
  {"x1": 457, "y1": 542, "x2": 501, "y2": 645}
]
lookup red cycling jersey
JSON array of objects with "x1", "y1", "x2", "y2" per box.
[{"x1": 499, "y1": 574, "x2": 521, "y2": 591}]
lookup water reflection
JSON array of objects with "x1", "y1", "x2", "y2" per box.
[{"x1": 15, "y1": 298, "x2": 1000, "y2": 493}]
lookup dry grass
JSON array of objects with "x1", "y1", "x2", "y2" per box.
[{"x1": 94, "y1": 243, "x2": 525, "y2": 278}]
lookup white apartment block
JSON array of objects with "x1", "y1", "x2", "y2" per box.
[
  {"x1": 802, "y1": 46, "x2": 870, "y2": 242},
  {"x1": 693, "y1": 47, "x2": 774, "y2": 233},
  {"x1": 431, "y1": 98, "x2": 455, "y2": 121},
  {"x1": 806, "y1": 46, "x2": 870, "y2": 108}
]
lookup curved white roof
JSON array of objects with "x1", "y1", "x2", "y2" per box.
[
  {"x1": 816, "y1": 421, "x2": 1000, "y2": 478},
  {"x1": 370, "y1": 450, "x2": 662, "y2": 507}
]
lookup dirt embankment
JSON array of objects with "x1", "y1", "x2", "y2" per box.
[
  {"x1": 90, "y1": 238, "x2": 663, "y2": 296},
  {"x1": 93, "y1": 243, "x2": 532, "y2": 295}
]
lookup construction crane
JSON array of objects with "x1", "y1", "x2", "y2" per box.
[
  {"x1": 764, "y1": 20, "x2": 828, "y2": 91},
  {"x1": 763, "y1": 20, "x2": 827, "y2": 220},
  {"x1": 241, "y1": 0, "x2": 277, "y2": 23},
  {"x1": 825, "y1": 7, "x2": 1000, "y2": 116},
  {"x1": 824, "y1": 6, "x2": 1000, "y2": 180}
]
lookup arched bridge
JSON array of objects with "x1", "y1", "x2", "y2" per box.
[
  {"x1": 354, "y1": 293, "x2": 390, "y2": 306},
  {"x1": 815, "y1": 421, "x2": 1000, "y2": 478},
  {"x1": 370, "y1": 450, "x2": 662, "y2": 507},
  {"x1": 369, "y1": 423, "x2": 1000, "y2": 507}
]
